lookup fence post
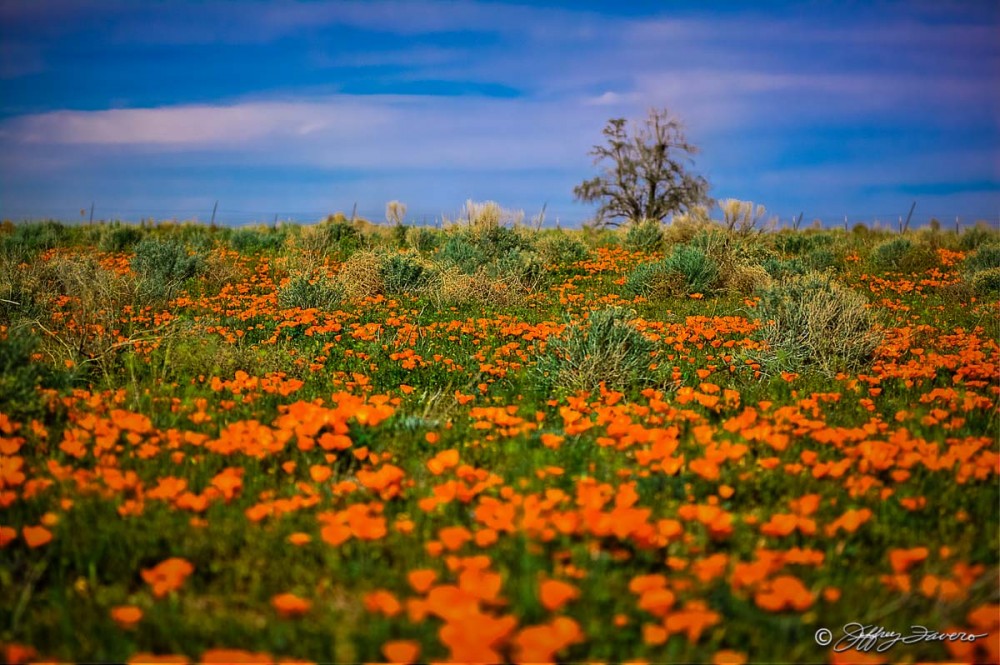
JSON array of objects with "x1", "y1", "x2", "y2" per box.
[
  {"x1": 89, "y1": 202, "x2": 94, "y2": 224},
  {"x1": 210, "y1": 201, "x2": 218, "y2": 226}
]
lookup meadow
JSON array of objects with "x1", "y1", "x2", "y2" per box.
[{"x1": 0, "y1": 208, "x2": 998, "y2": 664}]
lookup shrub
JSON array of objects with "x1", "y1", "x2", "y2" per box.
[
  {"x1": 806, "y1": 247, "x2": 838, "y2": 271},
  {"x1": 278, "y1": 274, "x2": 343, "y2": 310},
  {"x1": 756, "y1": 273, "x2": 881, "y2": 375},
  {"x1": 965, "y1": 244, "x2": 1000, "y2": 273},
  {"x1": 488, "y1": 248, "x2": 547, "y2": 291},
  {"x1": 536, "y1": 233, "x2": 589, "y2": 266},
  {"x1": 99, "y1": 223, "x2": 144, "y2": 252},
  {"x1": 337, "y1": 251, "x2": 384, "y2": 300},
  {"x1": 970, "y1": 267, "x2": 1000, "y2": 298},
  {"x1": 439, "y1": 233, "x2": 486, "y2": 273},
  {"x1": 623, "y1": 261, "x2": 681, "y2": 300},
  {"x1": 409, "y1": 228, "x2": 441, "y2": 254},
  {"x1": 380, "y1": 253, "x2": 433, "y2": 295},
  {"x1": 229, "y1": 227, "x2": 287, "y2": 254},
  {"x1": 305, "y1": 219, "x2": 361, "y2": 256},
  {"x1": 959, "y1": 224, "x2": 999, "y2": 251},
  {"x1": 433, "y1": 267, "x2": 515, "y2": 309},
  {"x1": 0, "y1": 328, "x2": 70, "y2": 422},
  {"x1": 10, "y1": 221, "x2": 68, "y2": 252},
  {"x1": 473, "y1": 225, "x2": 531, "y2": 261},
  {"x1": 724, "y1": 262, "x2": 772, "y2": 295},
  {"x1": 131, "y1": 238, "x2": 206, "y2": 301},
  {"x1": 870, "y1": 237, "x2": 938, "y2": 273},
  {"x1": 537, "y1": 306, "x2": 656, "y2": 393},
  {"x1": 762, "y1": 256, "x2": 807, "y2": 280},
  {"x1": 663, "y1": 244, "x2": 719, "y2": 294},
  {"x1": 623, "y1": 219, "x2": 664, "y2": 253}
]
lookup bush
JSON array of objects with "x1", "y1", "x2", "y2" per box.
[
  {"x1": 870, "y1": 237, "x2": 938, "y2": 273},
  {"x1": 536, "y1": 233, "x2": 589, "y2": 266},
  {"x1": 806, "y1": 247, "x2": 838, "y2": 271},
  {"x1": 970, "y1": 267, "x2": 1000, "y2": 298},
  {"x1": 623, "y1": 261, "x2": 681, "y2": 300},
  {"x1": 337, "y1": 251, "x2": 384, "y2": 300},
  {"x1": 756, "y1": 273, "x2": 881, "y2": 375},
  {"x1": 229, "y1": 227, "x2": 287, "y2": 254},
  {"x1": 488, "y1": 248, "x2": 547, "y2": 291},
  {"x1": 99, "y1": 223, "x2": 144, "y2": 252},
  {"x1": 762, "y1": 256, "x2": 807, "y2": 280},
  {"x1": 439, "y1": 233, "x2": 486, "y2": 273},
  {"x1": 433, "y1": 267, "x2": 515, "y2": 309},
  {"x1": 278, "y1": 274, "x2": 343, "y2": 310},
  {"x1": 965, "y1": 244, "x2": 1000, "y2": 273},
  {"x1": 409, "y1": 228, "x2": 441, "y2": 254},
  {"x1": 663, "y1": 244, "x2": 719, "y2": 294},
  {"x1": 623, "y1": 219, "x2": 664, "y2": 253},
  {"x1": 131, "y1": 238, "x2": 206, "y2": 301},
  {"x1": 537, "y1": 306, "x2": 656, "y2": 393},
  {"x1": 959, "y1": 224, "x2": 999, "y2": 251},
  {"x1": 0, "y1": 328, "x2": 70, "y2": 422},
  {"x1": 380, "y1": 253, "x2": 433, "y2": 296}
]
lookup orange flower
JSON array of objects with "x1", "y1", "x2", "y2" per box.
[
  {"x1": 141, "y1": 558, "x2": 194, "y2": 598},
  {"x1": 22, "y1": 525, "x2": 53, "y2": 549},
  {"x1": 713, "y1": 649, "x2": 747, "y2": 665},
  {"x1": 888, "y1": 546, "x2": 929, "y2": 574},
  {"x1": 407, "y1": 569, "x2": 438, "y2": 594},
  {"x1": 539, "y1": 579, "x2": 580, "y2": 611},
  {"x1": 754, "y1": 575, "x2": 813, "y2": 612},
  {"x1": 438, "y1": 526, "x2": 472, "y2": 551},
  {"x1": 287, "y1": 532, "x2": 311, "y2": 546},
  {"x1": 427, "y1": 449, "x2": 459, "y2": 475},
  {"x1": 110, "y1": 605, "x2": 143, "y2": 628},
  {"x1": 381, "y1": 640, "x2": 420, "y2": 664},
  {"x1": 363, "y1": 589, "x2": 401, "y2": 617},
  {"x1": 0, "y1": 525, "x2": 16, "y2": 547},
  {"x1": 272, "y1": 593, "x2": 311, "y2": 617},
  {"x1": 511, "y1": 616, "x2": 584, "y2": 662}
]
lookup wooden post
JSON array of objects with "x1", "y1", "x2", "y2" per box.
[
  {"x1": 350, "y1": 202, "x2": 358, "y2": 223},
  {"x1": 956, "y1": 216, "x2": 960, "y2": 234},
  {"x1": 89, "y1": 202, "x2": 94, "y2": 224},
  {"x1": 210, "y1": 200, "x2": 218, "y2": 226},
  {"x1": 902, "y1": 201, "x2": 916, "y2": 233}
]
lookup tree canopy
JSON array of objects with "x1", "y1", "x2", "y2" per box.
[{"x1": 574, "y1": 108, "x2": 712, "y2": 226}]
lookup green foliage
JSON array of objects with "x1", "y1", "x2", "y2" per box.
[
  {"x1": 756, "y1": 273, "x2": 881, "y2": 375},
  {"x1": 0, "y1": 328, "x2": 70, "y2": 422},
  {"x1": 487, "y1": 248, "x2": 547, "y2": 291},
  {"x1": 970, "y1": 267, "x2": 1000, "y2": 298},
  {"x1": 312, "y1": 219, "x2": 361, "y2": 256},
  {"x1": 623, "y1": 260, "x2": 678, "y2": 299},
  {"x1": 277, "y1": 274, "x2": 343, "y2": 310},
  {"x1": 391, "y1": 224, "x2": 409, "y2": 248},
  {"x1": 959, "y1": 224, "x2": 999, "y2": 251},
  {"x1": 965, "y1": 243, "x2": 1000, "y2": 273},
  {"x1": 98, "y1": 222, "x2": 144, "y2": 252},
  {"x1": 762, "y1": 256, "x2": 808, "y2": 280},
  {"x1": 663, "y1": 243, "x2": 719, "y2": 294},
  {"x1": 229, "y1": 227, "x2": 287, "y2": 254},
  {"x1": 537, "y1": 306, "x2": 656, "y2": 393},
  {"x1": 409, "y1": 227, "x2": 441, "y2": 254},
  {"x1": 870, "y1": 237, "x2": 938, "y2": 273},
  {"x1": 131, "y1": 238, "x2": 206, "y2": 301},
  {"x1": 806, "y1": 247, "x2": 838, "y2": 271},
  {"x1": 623, "y1": 219, "x2": 664, "y2": 253},
  {"x1": 380, "y1": 253, "x2": 433, "y2": 295},
  {"x1": 439, "y1": 233, "x2": 486, "y2": 273},
  {"x1": 535, "y1": 233, "x2": 590, "y2": 266}
]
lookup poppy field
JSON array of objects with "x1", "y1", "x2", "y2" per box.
[{"x1": 1, "y1": 214, "x2": 998, "y2": 664}]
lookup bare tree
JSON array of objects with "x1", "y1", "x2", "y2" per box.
[{"x1": 574, "y1": 108, "x2": 711, "y2": 227}]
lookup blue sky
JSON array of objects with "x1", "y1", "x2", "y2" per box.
[{"x1": 0, "y1": 0, "x2": 997, "y2": 226}]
